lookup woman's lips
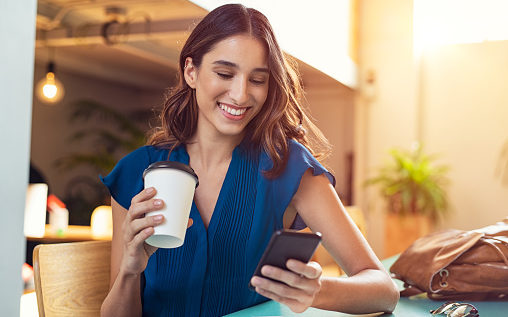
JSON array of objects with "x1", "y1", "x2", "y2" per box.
[{"x1": 217, "y1": 102, "x2": 250, "y2": 121}]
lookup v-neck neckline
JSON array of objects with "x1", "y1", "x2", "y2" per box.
[{"x1": 178, "y1": 144, "x2": 240, "y2": 235}]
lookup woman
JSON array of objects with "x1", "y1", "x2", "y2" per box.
[{"x1": 100, "y1": 4, "x2": 399, "y2": 317}]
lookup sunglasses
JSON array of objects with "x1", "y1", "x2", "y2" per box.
[{"x1": 430, "y1": 302, "x2": 479, "y2": 317}]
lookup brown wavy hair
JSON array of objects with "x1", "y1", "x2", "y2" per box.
[{"x1": 148, "y1": 3, "x2": 331, "y2": 178}]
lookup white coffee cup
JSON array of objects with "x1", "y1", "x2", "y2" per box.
[{"x1": 143, "y1": 161, "x2": 198, "y2": 248}]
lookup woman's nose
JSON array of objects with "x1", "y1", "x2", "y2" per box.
[{"x1": 229, "y1": 77, "x2": 249, "y2": 105}]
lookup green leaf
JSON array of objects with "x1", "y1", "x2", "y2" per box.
[{"x1": 364, "y1": 143, "x2": 450, "y2": 222}]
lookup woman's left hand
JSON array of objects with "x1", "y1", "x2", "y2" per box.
[{"x1": 250, "y1": 259, "x2": 322, "y2": 313}]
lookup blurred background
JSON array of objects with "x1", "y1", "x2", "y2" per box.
[{"x1": 2, "y1": 0, "x2": 508, "y2": 315}]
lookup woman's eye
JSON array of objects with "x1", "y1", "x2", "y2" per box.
[
  {"x1": 250, "y1": 78, "x2": 266, "y2": 85},
  {"x1": 217, "y1": 73, "x2": 233, "y2": 79}
]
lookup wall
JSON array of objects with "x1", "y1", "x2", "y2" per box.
[
  {"x1": 356, "y1": 0, "x2": 508, "y2": 256},
  {"x1": 421, "y1": 42, "x2": 508, "y2": 229},
  {"x1": 0, "y1": 0, "x2": 37, "y2": 315}
]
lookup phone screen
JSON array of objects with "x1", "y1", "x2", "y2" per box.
[{"x1": 249, "y1": 229, "x2": 321, "y2": 289}]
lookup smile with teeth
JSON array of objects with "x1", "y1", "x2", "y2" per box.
[{"x1": 218, "y1": 103, "x2": 248, "y2": 116}]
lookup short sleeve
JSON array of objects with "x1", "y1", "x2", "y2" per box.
[
  {"x1": 271, "y1": 140, "x2": 336, "y2": 229},
  {"x1": 100, "y1": 146, "x2": 151, "y2": 210}
]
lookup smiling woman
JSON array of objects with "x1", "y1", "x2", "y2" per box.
[{"x1": 99, "y1": 3, "x2": 398, "y2": 317}]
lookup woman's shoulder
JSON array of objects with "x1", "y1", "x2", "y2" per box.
[
  {"x1": 100, "y1": 145, "x2": 172, "y2": 210},
  {"x1": 118, "y1": 145, "x2": 170, "y2": 166},
  {"x1": 257, "y1": 138, "x2": 299, "y2": 168},
  {"x1": 266, "y1": 138, "x2": 335, "y2": 185},
  {"x1": 287, "y1": 138, "x2": 311, "y2": 156},
  {"x1": 258, "y1": 139, "x2": 322, "y2": 175},
  {"x1": 286, "y1": 139, "x2": 325, "y2": 173},
  {"x1": 259, "y1": 139, "x2": 315, "y2": 167},
  {"x1": 258, "y1": 138, "x2": 306, "y2": 158}
]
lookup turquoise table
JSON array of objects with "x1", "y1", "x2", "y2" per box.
[{"x1": 226, "y1": 256, "x2": 507, "y2": 316}]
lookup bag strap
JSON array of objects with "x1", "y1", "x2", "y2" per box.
[
  {"x1": 389, "y1": 272, "x2": 424, "y2": 297},
  {"x1": 481, "y1": 236, "x2": 508, "y2": 266},
  {"x1": 400, "y1": 283, "x2": 425, "y2": 297}
]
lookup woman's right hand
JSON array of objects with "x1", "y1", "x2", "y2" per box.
[{"x1": 120, "y1": 187, "x2": 192, "y2": 275}]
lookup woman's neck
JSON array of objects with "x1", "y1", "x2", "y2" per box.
[{"x1": 186, "y1": 133, "x2": 241, "y2": 172}]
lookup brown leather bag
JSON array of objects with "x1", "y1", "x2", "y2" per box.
[{"x1": 390, "y1": 218, "x2": 508, "y2": 301}]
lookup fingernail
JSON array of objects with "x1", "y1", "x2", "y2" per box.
[
  {"x1": 251, "y1": 277, "x2": 259, "y2": 286},
  {"x1": 146, "y1": 187, "x2": 154, "y2": 193},
  {"x1": 154, "y1": 199, "x2": 162, "y2": 206},
  {"x1": 261, "y1": 266, "x2": 273, "y2": 275},
  {"x1": 154, "y1": 215, "x2": 163, "y2": 223}
]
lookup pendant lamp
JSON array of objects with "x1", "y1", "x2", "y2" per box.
[{"x1": 35, "y1": 61, "x2": 65, "y2": 104}]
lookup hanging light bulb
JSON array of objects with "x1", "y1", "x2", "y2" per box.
[{"x1": 36, "y1": 61, "x2": 65, "y2": 104}]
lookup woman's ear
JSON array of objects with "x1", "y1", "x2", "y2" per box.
[{"x1": 183, "y1": 57, "x2": 197, "y2": 89}]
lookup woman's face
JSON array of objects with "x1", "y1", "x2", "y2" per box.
[{"x1": 184, "y1": 34, "x2": 270, "y2": 140}]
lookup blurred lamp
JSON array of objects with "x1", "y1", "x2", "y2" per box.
[
  {"x1": 91, "y1": 205, "x2": 113, "y2": 239},
  {"x1": 35, "y1": 62, "x2": 65, "y2": 104},
  {"x1": 24, "y1": 183, "x2": 48, "y2": 238}
]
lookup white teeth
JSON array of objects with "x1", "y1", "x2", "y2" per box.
[{"x1": 219, "y1": 103, "x2": 246, "y2": 116}]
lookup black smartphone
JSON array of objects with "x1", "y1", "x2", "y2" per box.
[{"x1": 249, "y1": 229, "x2": 322, "y2": 289}]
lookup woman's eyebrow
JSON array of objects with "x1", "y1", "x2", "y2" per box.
[{"x1": 212, "y1": 60, "x2": 269, "y2": 73}]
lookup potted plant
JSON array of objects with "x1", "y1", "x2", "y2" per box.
[
  {"x1": 55, "y1": 99, "x2": 151, "y2": 224},
  {"x1": 56, "y1": 99, "x2": 149, "y2": 173},
  {"x1": 365, "y1": 143, "x2": 450, "y2": 257}
]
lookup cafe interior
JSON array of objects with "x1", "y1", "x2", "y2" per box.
[{"x1": 2, "y1": 0, "x2": 508, "y2": 316}]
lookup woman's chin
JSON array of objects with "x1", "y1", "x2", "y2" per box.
[{"x1": 214, "y1": 123, "x2": 248, "y2": 139}]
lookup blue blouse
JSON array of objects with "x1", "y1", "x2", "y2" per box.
[{"x1": 101, "y1": 140, "x2": 335, "y2": 317}]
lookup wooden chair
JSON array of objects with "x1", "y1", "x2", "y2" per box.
[{"x1": 33, "y1": 240, "x2": 111, "y2": 317}]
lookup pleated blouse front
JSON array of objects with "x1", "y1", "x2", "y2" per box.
[{"x1": 101, "y1": 140, "x2": 335, "y2": 317}]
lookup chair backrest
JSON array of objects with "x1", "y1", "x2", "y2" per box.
[{"x1": 33, "y1": 240, "x2": 111, "y2": 317}]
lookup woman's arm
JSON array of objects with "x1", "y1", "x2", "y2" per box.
[
  {"x1": 100, "y1": 189, "x2": 165, "y2": 317},
  {"x1": 296, "y1": 170, "x2": 399, "y2": 313},
  {"x1": 251, "y1": 170, "x2": 399, "y2": 313}
]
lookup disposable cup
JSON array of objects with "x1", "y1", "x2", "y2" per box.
[{"x1": 143, "y1": 161, "x2": 198, "y2": 248}]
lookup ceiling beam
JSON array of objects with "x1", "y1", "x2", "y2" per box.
[
  {"x1": 112, "y1": 41, "x2": 180, "y2": 69},
  {"x1": 35, "y1": 17, "x2": 197, "y2": 48}
]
